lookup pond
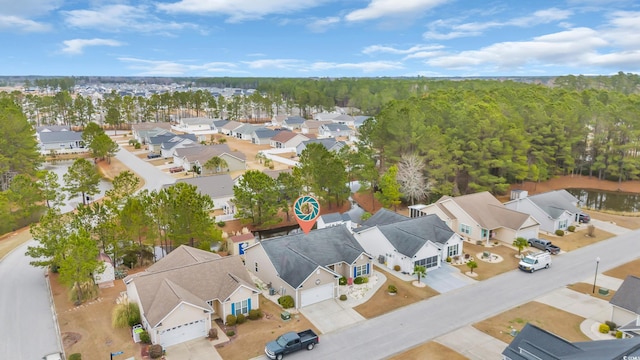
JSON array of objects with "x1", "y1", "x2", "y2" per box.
[
  {"x1": 42, "y1": 160, "x2": 113, "y2": 213},
  {"x1": 566, "y1": 188, "x2": 640, "y2": 213}
]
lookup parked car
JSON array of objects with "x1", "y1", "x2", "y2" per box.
[
  {"x1": 518, "y1": 252, "x2": 552, "y2": 273},
  {"x1": 579, "y1": 213, "x2": 591, "y2": 223},
  {"x1": 265, "y1": 329, "x2": 319, "y2": 360},
  {"x1": 147, "y1": 153, "x2": 161, "y2": 159},
  {"x1": 42, "y1": 352, "x2": 63, "y2": 360},
  {"x1": 528, "y1": 238, "x2": 561, "y2": 255},
  {"x1": 169, "y1": 166, "x2": 184, "y2": 173}
]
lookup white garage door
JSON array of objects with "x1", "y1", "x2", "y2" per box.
[
  {"x1": 158, "y1": 318, "x2": 207, "y2": 348},
  {"x1": 300, "y1": 283, "x2": 334, "y2": 307},
  {"x1": 517, "y1": 228, "x2": 539, "y2": 241}
]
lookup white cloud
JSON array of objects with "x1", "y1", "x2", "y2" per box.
[
  {"x1": 242, "y1": 59, "x2": 305, "y2": 70},
  {"x1": 0, "y1": 0, "x2": 62, "y2": 17},
  {"x1": 119, "y1": 57, "x2": 241, "y2": 76},
  {"x1": 61, "y1": 38, "x2": 123, "y2": 55},
  {"x1": 310, "y1": 61, "x2": 404, "y2": 73},
  {"x1": 345, "y1": 0, "x2": 449, "y2": 22},
  {"x1": 62, "y1": 4, "x2": 197, "y2": 34},
  {"x1": 307, "y1": 16, "x2": 340, "y2": 33},
  {"x1": 0, "y1": 15, "x2": 50, "y2": 32},
  {"x1": 425, "y1": 7, "x2": 573, "y2": 40},
  {"x1": 157, "y1": 0, "x2": 328, "y2": 23},
  {"x1": 363, "y1": 44, "x2": 443, "y2": 55}
]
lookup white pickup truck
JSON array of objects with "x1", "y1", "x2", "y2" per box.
[{"x1": 518, "y1": 252, "x2": 552, "y2": 273}]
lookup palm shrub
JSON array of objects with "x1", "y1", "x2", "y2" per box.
[
  {"x1": 512, "y1": 237, "x2": 528, "y2": 255},
  {"x1": 413, "y1": 265, "x2": 426, "y2": 282},
  {"x1": 467, "y1": 260, "x2": 478, "y2": 274}
]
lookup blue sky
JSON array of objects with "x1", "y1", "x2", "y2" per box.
[{"x1": 1, "y1": 0, "x2": 639, "y2": 77}]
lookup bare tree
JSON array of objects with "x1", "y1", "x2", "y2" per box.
[{"x1": 397, "y1": 153, "x2": 428, "y2": 205}]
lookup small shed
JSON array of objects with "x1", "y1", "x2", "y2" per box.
[{"x1": 227, "y1": 233, "x2": 257, "y2": 257}]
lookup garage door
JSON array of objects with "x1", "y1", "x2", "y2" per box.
[
  {"x1": 517, "y1": 227, "x2": 538, "y2": 241},
  {"x1": 158, "y1": 318, "x2": 207, "y2": 348},
  {"x1": 300, "y1": 283, "x2": 334, "y2": 307}
]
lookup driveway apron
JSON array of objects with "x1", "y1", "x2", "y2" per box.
[{"x1": 422, "y1": 264, "x2": 477, "y2": 293}]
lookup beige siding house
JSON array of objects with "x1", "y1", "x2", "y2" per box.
[
  {"x1": 124, "y1": 246, "x2": 259, "y2": 348},
  {"x1": 244, "y1": 225, "x2": 373, "y2": 309},
  {"x1": 411, "y1": 191, "x2": 540, "y2": 245}
]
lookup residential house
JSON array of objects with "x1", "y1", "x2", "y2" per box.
[
  {"x1": 226, "y1": 233, "x2": 257, "y2": 257},
  {"x1": 38, "y1": 129, "x2": 85, "y2": 153},
  {"x1": 244, "y1": 226, "x2": 373, "y2": 308},
  {"x1": 301, "y1": 120, "x2": 332, "y2": 135},
  {"x1": 353, "y1": 115, "x2": 372, "y2": 128},
  {"x1": 131, "y1": 123, "x2": 172, "y2": 143},
  {"x1": 219, "y1": 121, "x2": 244, "y2": 136},
  {"x1": 502, "y1": 323, "x2": 640, "y2": 360},
  {"x1": 412, "y1": 192, "x2": 540, "y2": 245},
  {"x1": 504, "y1": 190, "x2": 582, "y2": 234},
  {"x1": 296, "y1": 138, "x2": 346, "y2": 156},
  {"x1": 318, "y1": 123, "x2": 353, "y2": 138},
  {"x1": 312, "y1": 112, "x2": 341, "y2": 121},
  {"x1": 263, "y1": 168, "x2": 293, "y2": 180},
  {"x1": 172, "y1": 144, "x2": 246, "y2": 174},
  {"x1": 282, "y1": 116, "x2": 306, "y2": 130},
  {"x1": 174, "y1": 117, "x2": 218, "y2": 133},
  {"x1": 252, "y1": 128, "x2": 278, "y2": 145},
  {"x1": 270, "y1": 131, "x2": 309, "y2": 149},
  {"x1": 610, "y1": 275, "x2": 640, "y2": 337},
  {"x1": 146, "y1": 133, "x2": 197, "y2": 157},
  {"x1": 353, "y1": 209, "x2": 463, "y2": 274},
  {"x1": 330, "y1": 114, "x2": 356, "y2": 127},
  {"x1": 231, "y1": 124, "x2": 261, "y2": 141},
  {"x1": 317, "y1": 213, "x2": 349, "y2": 229},
  {"x1": 271, "y1": 114, "x2": 287, "y2": 127},
  {"x1": 124, "y1": 246, "x2": 260, "y2": 348},
  {"x1": 170, "y1": 174, "x2": 235, "y2": 213},
  {"x1": 212, "y1": 119, "x2": 228, "y2": 133}
]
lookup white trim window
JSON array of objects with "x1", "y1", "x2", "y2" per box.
[
  {"x1": 234, "y1": 299, "x2": 248, "y2": 316},
  {"x1": 448, "y1": 244, "x2": 459, "y2": 257},
  {"x1": 460, "y1": 224, "x2": 472, "y2": 235},
  {"x1": 354, "y1": 264, "x2": 368, "y2": 277}
]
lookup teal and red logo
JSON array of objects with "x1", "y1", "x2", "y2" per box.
[{"x1": 294, "y1": 195, "x2": 320, "y2": 234}]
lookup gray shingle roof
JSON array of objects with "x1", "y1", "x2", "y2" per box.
[
  {"x1": 439, "y1": 192, "x2": 533, "y2": 230},
  {"x1": 610, "y1": 275, "x2": 640, "y2": 314},
  {"x1": 284, "y1": 116, "x2": 305, "y2": 124},
  {"x1": 171, "y1": 174, "x2": 234, "y2": 199},
  {"x1": 39, "y1": 131, "x2": 83, "y2": 143},
  {"x1": 527, "y1": 190, "x2": 581, "y2": 218},
  {"x1": 254, "y1": 128, "x2": 278, "y2": 139},
  {"x1": 359, "y1": 208, "x2": 409, "y2": 229},
  {"x1": 503, "y1": 323, "x2": 640, "y2": 360},
  {"x1": 260, "y1": 226, "x2": 368, "y2": 288},
  {"x1": 320, "y1": 212, "x2": 343, "y2": 224},
  {"x1": 376, "y1": 215, "x2": 455, "y2": 256}
]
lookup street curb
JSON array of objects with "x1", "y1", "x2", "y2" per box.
[{"x1": 44, "y1": 268, "x2": 66, "y2": 359}]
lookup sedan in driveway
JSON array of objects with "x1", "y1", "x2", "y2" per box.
[{"x1": 147, "y1": 153, "x2": 161, "y2": 159}]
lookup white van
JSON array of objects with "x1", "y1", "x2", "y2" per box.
[{"x1": 518, "y1": 252, "x2": 552, "y2": 273}]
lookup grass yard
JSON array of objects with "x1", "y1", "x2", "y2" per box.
[
  {"x1": 451, "y1": 243, "x2": 520, "y2": 281},
  {"x1": 473, "y1": 301, "x2": 590, "y2": 344},
  {"x1": 603, "y1": 258, "x2": 640, "y2": 279},
  {"x1": 567, "y1": 282, "x2": 616, "y2": 300},
  {"x1": 389, "y1": 341, "x2": 468, "y2": 360},
  {"x1": 590, "y1": 211, "x2": 640, "y2": 230},
  {"x1": 539, "y1": 227, "x2": 615, "y2": 252},
  {"x1": 353, "y1": 267, "x2": 439, "y2": 319}
]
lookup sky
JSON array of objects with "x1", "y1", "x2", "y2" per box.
[{"x1": 1, "y1": 0, "x2": 639, "y2": 78}]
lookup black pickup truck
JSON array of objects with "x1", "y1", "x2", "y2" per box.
[
  {"x1": 528, "y1": 238, "x2": 561, "y2": 255},
  {"x1": 265, "y1": 329, "x2": 319, "y2": 360}
]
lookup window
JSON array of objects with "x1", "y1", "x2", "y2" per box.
[
  {"x1": 354, "y1": 264, "x2": 368, "y2": 277},
  {"x1": 234, "y1": 299, "x2": 249, "y2": 316},
  {"x1": 460, "y1": 224, "x2": 472, "y2": 235},
  {"x1": 448, "y1": 244, "x2": 459, "y2": 257},
  {"x1": 415, "y1": 255, "x2": 438, "y2": 269},
  {"x1": 558, "y1": 219, "x2": 568, "y2": 230},
  {"x1": 254, "y1": 262, "x2": 258, "y2": 272}
]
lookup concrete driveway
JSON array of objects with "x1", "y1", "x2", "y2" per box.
[
  {"x1": 164, "y1": 338, "x2": 222, "y2": 360},
  {"x1": 300, "y1": 300, "x2": 365, "y2": 334},
  {"x1": 422, "y1": 264, "x2": 477, "y2": 293}
]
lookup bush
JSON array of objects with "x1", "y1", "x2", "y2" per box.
[
  {"x1": 134, "y1": 143, "x2": 141, "y2": 149},
  {"x1": 339, "y1": 294, "x2": 347, "y2": 301},
  {"x1": 278, "y1": 295, "x2": 295, "y2": 309},
  {"x1": 217, "y1": 221, "x2": 226, "y2": 227},
  {"x1": 363, "y1": 276, "x2": 369, "y2": 283},
  {"x1": 208, "y1": 328, "x2": 218, "y2": 339},
  {"x1": 236, "y1": 313, "x2": 246, "y2": 324},
  {"x1": 226, "y1": 314, "x2": 237, "y2": 326},
  {"x1": 226, "y1": 330, "x2": 235, "y2": 337},
  {"x1": 567, "y1": 225, "x2": 576, "y2": 232},
  {"x1": 616, "y1": 330, "x2": 624, "y2": 339},
  {"x1": 599, "y1": 323, "x2": 610, "y2": 334},
  {"x1": 605, "y1": 321, "x2": 617, "y2": 330},
  {"x1": 69, "y1": 354, "x2": 82, "y2": 360},
  {"x1": 339, "y1": 276, "x2": 347, "y2": 285},
  {"x1": 393, "y1": 265, "x2": 401, "y2": 271},
  {"x1": 446, "y1": 256, "x2": 452, "y2": 263},
  {"x1": 149, "y1": 344, "x2": 163, "y2": 359},
  {"x1": 248, "y1": 309, "x2": 263, "y2": 320},
  {"x1": 555, "y1": 229, "x2": 565, "y2": 236},
  {"x1": 353, "y1": 276, "x2": 364, "y2": 285},
  {"x1": 139, "y1": 330, "x2": 151, "y2": 344},
  {"x1": 388, "y1": 285, "x2": 397, "y2": 294}
]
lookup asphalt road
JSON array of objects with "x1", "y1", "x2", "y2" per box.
[
  {"x1": 114, "y1": 146, "x2": 176, "y2": 192},
  {"x1": 0, "y1": 241, "x2": 61, "y2": 360},
  {"x1": 293, "y1": 228, "x2": 640, "y2": 360}
]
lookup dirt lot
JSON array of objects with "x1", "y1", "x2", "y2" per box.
[
  {"x1": 215, "y1": 297, "x2": 319, "y2": 360},
  {"x1": 473, "y1": 301, "x2": 590, "y2": 344},
  {"x1": 353, "y1": 267, "x2": 439, "y2": 319},
  {"x1": 389, "y1": 341, "x2": 468, "y2": 360},
  {"x1": 538, "y1": 226, "x2": 615, "y2": 252},
  {"x1": 450, "y1": 243, "x2": 520, "y2": 281}
]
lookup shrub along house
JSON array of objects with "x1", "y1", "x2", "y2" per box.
[
  {"x1": 353, "y1": 209, "x2": 463, "y2": 274},
  {"x1": 244, "y1": 226, "x2": 373, "y2": 308},
  {"x1": 124, "y1": 246, "x2": 260, "y2": 348}
]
